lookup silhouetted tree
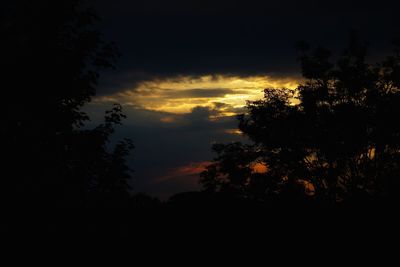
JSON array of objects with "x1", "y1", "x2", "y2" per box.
[
  {"x1": 201, "y1": 34, "x2": 400, "y2": 206},
  {"x1": 1, "y1": 0, "x2": 133, "y2": 208}
]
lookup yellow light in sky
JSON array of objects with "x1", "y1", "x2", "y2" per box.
[{"x1": 95, "y1": 75, "x2": 300, "y2": 115}]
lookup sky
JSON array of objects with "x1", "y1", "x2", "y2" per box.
[{"x1": 86, "y1": 0, "x2": 400, "y2": 199}]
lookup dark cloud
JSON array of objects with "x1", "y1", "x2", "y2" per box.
[
  {"x1": 92, "y1": 0, "x2": 400, "y2": 95},
  {"x1": 181, "y1": 106, "x2": 221, "y2": 129},
  {"x1": 93, "y1": 0, "x2": 395, "y2": 16}
]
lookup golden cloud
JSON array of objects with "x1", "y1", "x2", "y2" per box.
[{"x1": 95, "y1": 75, "x2": 300, "y2": 115}]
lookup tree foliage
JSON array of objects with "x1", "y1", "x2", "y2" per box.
[
  {"x1": 1, "y1": 0, "x2": 133, "y2": 208},
  {"x1": 201, "y1": 35, "x2": 400, "y2": 205}
]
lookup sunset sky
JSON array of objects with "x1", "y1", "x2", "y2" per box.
[{"x1": 86, "y1": 0, "x2": 400, "y2": 198}]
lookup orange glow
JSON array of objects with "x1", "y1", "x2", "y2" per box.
[
  {"x1": 154, "y1": 162, "x2": 211, "y2": 183},
  {"x1": 175, "y1": 162, "x2": 210, "y2": 176},
  {"x1": 298, "y1": 180, "x2": 316, "y2": 196},
  {"x1": 225, "y1": 129, "x2": 243, "y2": 135},
  {"x1": 160, "y1": 116, "x2": 176, "y2": 123},
  {"x1": 252, "y1": 162, "x2": 268, "y2": 174}
]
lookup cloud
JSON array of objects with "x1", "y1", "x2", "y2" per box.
[
  {"x1": 154, "y1": 161, "x2": 210, "y2": 184},
  {"x1": 94, "y1": 0, "x2": 400, "y2": 98},
  {"x1": 183, "y1": 106, "x2": 214, "y2": 121},
  {"x1": 94, "y1": 74, "x2": 300, "y2": 114},
  {"x1": 165, "y1": 88, "x2": 236, "y2": 98},
  {"x1": 93, "y1": 0, "x2": 397, "y2": 22}
]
